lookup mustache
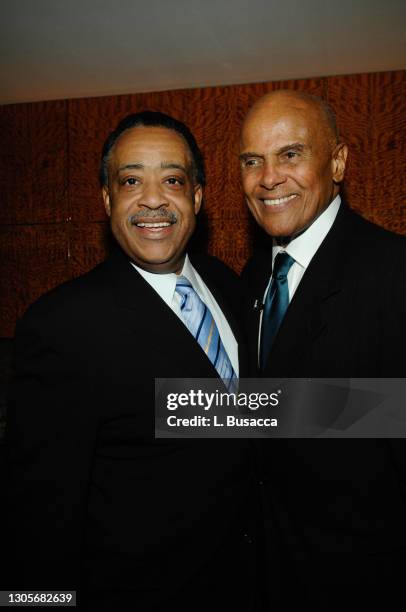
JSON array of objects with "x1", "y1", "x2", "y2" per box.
[{"x1": 128, "y1": 210, "x2": 178, "y2": 224}]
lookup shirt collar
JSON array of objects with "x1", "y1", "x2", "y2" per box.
[
  {"x1": 130, "y1": 254, "x2": 192, "y2": 309},
  {"x1": 179, "y1": 254, "x2": 201, "y2": 288},
  {"x1": 273, "y1": 195, "x2": 341, "y2": 268}
]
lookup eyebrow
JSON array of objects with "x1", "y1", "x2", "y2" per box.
[
  {"x1": 161, "y1": 162, "x2": 188, "y2": 172},
  {"x1": 118, "y1": 163, "x2": 143, "y2": 171},
  {"x1": 117, "y1": 162, "x2": 188, "y2": 172},
  {"x1": 277, "y1": 143, "x2": 305, "y2": 154},
  {"x1": 239, "y1": 142, "x2": 306, "y2": 161},
  {"x1": 239, "y1": 151, "x2": 261, "y2": 161}
]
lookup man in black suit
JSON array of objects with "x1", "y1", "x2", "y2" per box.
[
  {"x1": 7, "y1": 112, "x2": 258, "y2": 610},
  {"x1": 239, "y1": 91, "x2": 406, "y2": 609}
]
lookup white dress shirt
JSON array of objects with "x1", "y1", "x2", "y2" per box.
[
  {"x1": 258, "y1": 195, "x2": 341, "y2": 357},
  {"x1": 131, "y1": 254, "x2": 239, "y2": 376}
]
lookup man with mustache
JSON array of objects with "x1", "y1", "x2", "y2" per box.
[
  {"x1": 239, "y1": 90, "x2": 406, "y2": 609},
  {"x1": 7, "y1": 112, "x2": 258, "y2": 610}
]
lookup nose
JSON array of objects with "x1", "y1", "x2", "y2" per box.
[
  {"x1": 139, "y1": 182, "x2": 168, "y2": 209},
  {"x1": 260, "y1": 160, "x2": 286, "y2": 190}
]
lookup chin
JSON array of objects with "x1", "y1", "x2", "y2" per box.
[{"x1": 260, "y1": 224, "x2": 288, "y2": 237}]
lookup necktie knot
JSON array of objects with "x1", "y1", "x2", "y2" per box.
[
  {"x1": 273, "y1": 252, "x2": 295, "y2": 279},
  {"x1": 175, "y1": 276, "x2": 194, "y2": 312}
]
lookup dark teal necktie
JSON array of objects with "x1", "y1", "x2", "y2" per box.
[{"x1": 260, "y1": 252, "x2": 295, "y2": 371}]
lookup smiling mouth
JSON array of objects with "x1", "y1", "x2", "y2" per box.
[
  {"x1": 135, "y1": 222, "x2": 172, "y2": 228},
  {"x1": 263, "y1": 194, "x2": 298, "y2": 206},
  {"x1": 133, "y1": 221, "x2": 175, "y2": 235},
  {"x1": 129, "y1": 210, "x2": 177, "y2": 234}
]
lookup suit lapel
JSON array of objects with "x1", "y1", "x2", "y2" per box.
[
  {"x1": 263, "y1": 204, "x2": 355, "y2": 375},
  {"x1": 190, "y1": 255, "x2": 240, "y2": 343},
  {"x1": 104, "y1": 247, "x2": 238, "y2": 379},
  {"x1": 190, "y1": 253, "x2": 250, "y2": 376},
  {"x1": 243, "y1": 249, "x2": 274, "y2": 373}
]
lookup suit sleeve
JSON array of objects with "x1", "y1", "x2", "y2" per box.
[
  {"x1": 6, "y1": 307, "x2": 98, "y2": 590},
  {"x1": 381, "y1": 237, "x2": 406, "y2": 375}
]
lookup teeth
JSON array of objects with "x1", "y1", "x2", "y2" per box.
[
  {"x1": 136, "y1": 222, "x2": 171, "y2": 228},
  {"x1": 263, "y1": 195, "x2": 297, "y2": 206}
]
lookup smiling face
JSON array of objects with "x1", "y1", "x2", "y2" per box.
[
  {"x1": 103, "y1": 126, "x2": 202, "y2": 273},
  {"x1": 240, "y1": 92, "x2": 347, "y2": 240}
]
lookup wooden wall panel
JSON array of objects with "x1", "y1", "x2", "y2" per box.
[
  {"x1": 184, "y1": 85, "x2": 246, "y2": 268},
  {"x1": 68, "y1": 222, "x2": 111, "y2": 278},
  {"x1": 68, "y1": 95, "x2": 136, "y2": 223},
  {"x1": 0, "y1": 70, "x2": 405, "y2": 336},
  {"x1": 326, "y1": 73, "x2": 375, "y2": 219},
  {"x1": 370, "y1": 71, "x2": 406, "y2": 234},
  {"x1": 326, "y1": 71, "x2": 406, "y2": 233},
  {"x1": 0, "y1": 225, "x2": 69, "y2": 333},
  {"x1": 0, "y1": 101, "x2": 68, "y2": 224}
]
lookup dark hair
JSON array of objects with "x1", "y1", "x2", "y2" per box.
[{"x1": 99, "y1": 111, "x2": 205, "y2": 187}]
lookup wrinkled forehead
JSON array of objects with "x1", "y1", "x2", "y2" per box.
[
  {"x1": 113, "y1": 126, "x2": 191, "y2": 158},
  {"x1": 242, "y1": 101, "x2": 316, "y2": 135},
  {"x1": 241, "y1": 99, "x2": 327, "y2": 145}
]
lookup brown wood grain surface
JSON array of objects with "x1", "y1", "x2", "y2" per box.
[
  {"x1": 1, "y1": 70, "x2": 405, "y2": 336},
  {"x1": 0, "y1": 225, "x2": 70, "y2": 330},
  {"x1": 0, "y1": 101, "x2": 68, "y2": 225}
]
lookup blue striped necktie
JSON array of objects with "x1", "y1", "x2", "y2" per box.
[
  {"x1": 175, "y1": 276, "x2": 237, "y2": 386},
  {"x1": 260, "y1": 252, "x2": 295, "y2": 371}
]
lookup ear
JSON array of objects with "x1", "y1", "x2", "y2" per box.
[
  {"x1": 193, "y1": 184, "x2": 203, "y2": 215},
  {"x1": 102, "y1": 186, "x2": 111, "y2": 217},
  {"x1": 332, "y1": 143, "x2": 348, "y2": 184}
]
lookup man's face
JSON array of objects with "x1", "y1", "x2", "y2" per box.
[
  {"x1": 240, "y1": 97, "x2": 347, "y2": 240},
  {"x1": 103, "y1": 126, "x2": 202, "y2": 274}
]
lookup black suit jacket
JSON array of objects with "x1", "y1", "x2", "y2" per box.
[
  {"x1": 242, "y1": 203, "x2": 406, "y2": 377},
  {"x1": 241, "y1": 204, "x2": 406, "y2": 609},
  {"x1": 7, "y1": 248, "x2": 258, "y2": 611}
]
